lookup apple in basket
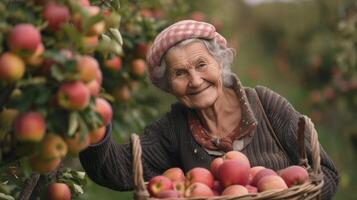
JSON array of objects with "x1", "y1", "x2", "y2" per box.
[
  {"x1": 257, "y1": 175, "x2": 288, "y2": 192},
  {"x1": 223, "y1": 151, "x2": 251, "y2": 164},
  {"x1": 163, "y1": 167, "x2": 185, "y2": 182},
  {"x1": 172, "y1": 181, "x2": 185, "y2": 197},
  {"x1": 157, "y1": 189, "x2": 179, "y2": 198},
  {"x1": 250, "y1": 168, "x2": 277, "y2": 187},
  {"x1": 147, "y1": 175, "x2": 173, "y2": 198},
  {"x1": 217, "y1": 159, "x2": 250, "y2": 187},
  {"x1": 211, "y1": 151, "x2": 251, "y2": 179},
  {"x1": 186, "y1": 167, "x2": 214, "y2": 188},
  {"x1": 221, "y1": 185, "x2": 249, "y2": 196},
  {"x1": 249, "y1": 166, "x2": 266, "y2": 183},
  {"x1": 185, "y1": 182, "x2": 214, "y2": 197},
  {"x1": 277, "y1": 165, "x2": 309, "y2": 187}
]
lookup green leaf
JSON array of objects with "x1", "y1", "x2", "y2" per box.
[
  {"x1": 0, "y1": 193, "x2": 14, "y2": 200},
  {"x1": 112, "y1": 42, "x2": 124, "y2": 55},
  {"x1": 111, "y1": 0, "x2": 121, "y2": 12},
  {"x1": 68, "y1": 112, "x2": 79, "y2": 137},
  {"x1": 109, "y1": 28, "x2": 123, "y2": 46},
  {"x1": 101, "y1": 34, "x2": 111, "y2": 42},
  {"x1": 72, "y1": 183, "x2": 84, "y2": 194},
  {"x1": 63, "y1": 172, "x2": 74, "y2": 179},
  {"x1": 74, "y1": 171, "x2": 86, "y2": 180},
  {"x1": 51, "y1": 65, "x2": 65, "y2": 82}
]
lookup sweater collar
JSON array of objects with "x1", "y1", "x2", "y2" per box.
[{"x1": 229, "y1": 73, "x2": 258, "y2": 138}]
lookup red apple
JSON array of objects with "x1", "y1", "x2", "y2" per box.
[
  {"x1": 94, "y1": 98, "x2": 113, "y2": 126},
  {"x1": 105, "y1": 56, "x2": 122, "y2": 72},
  {"x1": 257, "y1": 175, "x2": 288, "y2": 192},
  {"x1": 186, "y1": 167, "x2": 214, "y2": 188},
  {"x1": 249, "y1": 166, "x2": 266, "y2": 184},
  {"x1": 278, "y1": 165, "x2": 309, "y2": 187},
  {"x1": 47, "y1": 183, "x2": 71, "y2": 200},
  {"x1": 245, "y1": 185, "x2": 258, "y2": 194},
  {"x1": 26, "y1": 43, "x2": 45, "y2": 67},
  {"x1": 72, "y1": 0, "x2": 90, "y2": 7},
  {"x1": 82, "y1": 36, "x2": 98, "y2": 50},
  {"x1": 0, "y1": 52, "x2": 25, "y2": 83},
  {"x1": 57, "y1": 81, "x2": 90, "y2": 110},
  {"x1": 38, "y1": 134, "x2": 68, "y2": 159},
  {"x1": 251, "y1": 168, "x2": 277, "y2": 187},
  {"x1": 223, "y1": 151, "x2": 250, "y2": 167},
  {"x1": 14, "y1": 112, "x2": 46, "y2": 142},
  {"x1": 76, "y1": 56, "x2": 100, "y2": 83},
  {"x1": 42, "y1": 2, "x2": 70, "y2": 31},
  {"x1": 184, "y1": 182, "x2": 214, "y2": 198},
  {"x1": 222, "y1": 185, "x2": 249, "y2": 196},
  {"x1": 30, "y1": 155, "x2": 61, "y2": 174},
  {"x1": 86, "y1": 79, "x2": 101, "y2": 96},
  {"x1": 95, "y1": 65, "x2": 102, "y2": 84},
  {"x1": 140, "y1": 8, "x2": 153, "y2": 18},
  {"x1": 157, "y1": 189, "x2": 179, "y2": 198},
  {"x1": 85, "y1": 6, "x2": 106, "y2": 36},
  {"x1": 135, "y1": 42, "x2": 149, "y2": 58},
  {"x1": 217, "y1": 160, "x2": 250, "y2": 188},
  {"x1": 131, "y1": 59, "x2": 146, "y2": 77},
  {"x1": 147, "y1": 175, "x2": 173, "y2": 198},
  {"x1": 163, "y1": 167, "x2": 185, "y2": 182},
  {"x1": 89, "y1": 126, "x2": 106, "y2": 144},
  {"x1": 64, "y1": 133, "x2": 90, "y2": 155},
  {"x1": 113, "y1": 85, "x2": 131, "y2": 102},
  {"x1": 210, "y1": 157, "x2": 224, "y2": 179},
  {"x1": 8, "y1": 24, "x2": 41, "y2": 53},
  {"x1": 172, "y1": 181, "x2": 185, "y2": 197}
]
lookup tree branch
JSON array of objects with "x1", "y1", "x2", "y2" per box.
[{"x1": 18, "y1": 173, "x2": 40, "y2": 200}]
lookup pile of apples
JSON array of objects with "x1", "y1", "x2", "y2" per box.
[{"x1": 147, "y1": 151, "x2": 309, "y2": 198}]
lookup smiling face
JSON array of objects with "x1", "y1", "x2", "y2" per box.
[{"x1": 165, "y1": 41, "x2": 224, "y2": 109}]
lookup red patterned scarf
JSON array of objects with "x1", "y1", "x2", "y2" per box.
[{"x1": 188, "y1": 110, "x2": 241, "y2": 152}]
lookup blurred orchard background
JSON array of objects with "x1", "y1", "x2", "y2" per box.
[{"x1": 0, "y1": 0, "x2": 355, "y2": 199}]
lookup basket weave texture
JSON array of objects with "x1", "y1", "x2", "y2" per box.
[{"x1": 131, "y1": 116, "x2": 324, "y2": 200}]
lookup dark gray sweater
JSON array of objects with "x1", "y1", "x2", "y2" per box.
[{"x1": 79, "y1": 82, "x2": 339, "y2": 200}]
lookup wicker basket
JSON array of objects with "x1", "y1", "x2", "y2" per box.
[{"x1": 131, "y1": 116, "x2": 324, "y2": 200}]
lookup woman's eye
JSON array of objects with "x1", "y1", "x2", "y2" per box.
[
  {"x1": 175, "y1": 70, "x2": 186, "y2": 77},
  {"x1": 197, "y1": 63, "x2": 207, "y2": 69}
]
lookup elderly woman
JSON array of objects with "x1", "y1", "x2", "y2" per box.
[{"x1": 79, "y1": 20, "x2": 339, "y2": 199}]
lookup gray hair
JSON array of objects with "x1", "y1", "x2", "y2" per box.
[{"x1": 151, "y1": 38, "x2": 235, "y2": 92}]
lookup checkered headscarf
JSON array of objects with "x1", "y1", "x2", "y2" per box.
[{"x1": 146, "y1": 20, "x2": 227, "y2": 90}]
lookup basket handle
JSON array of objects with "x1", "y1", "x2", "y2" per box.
[
  {"x1": 302, "y1": 115, "x2": 322, "y2": 175},
  {"x1": 131, "y1": 134, "x2": 150, "y2": 200}
]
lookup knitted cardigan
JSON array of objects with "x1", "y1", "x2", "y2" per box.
[{"x1": 79, "y1": 77, "x2": 339, "y2": 200}]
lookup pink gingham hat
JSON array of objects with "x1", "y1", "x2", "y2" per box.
[{"x1": 146, "y1": 20, "x2": 227, "y2": 89}]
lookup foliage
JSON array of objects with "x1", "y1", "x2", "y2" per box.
[{"x1": 0, "y1": 0, "x2": 167, "y2": 198}]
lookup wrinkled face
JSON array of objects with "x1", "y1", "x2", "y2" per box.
[{"x1": 165, "y1": 41, "x2": 223, "y2": 109}]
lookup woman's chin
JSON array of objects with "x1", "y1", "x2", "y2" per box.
[{"x1": 184, "y1": 98, "x2": 217, "y2": 110}]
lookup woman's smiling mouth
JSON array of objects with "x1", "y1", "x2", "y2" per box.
[{"x1": 188, "y1": 85, "x2": 211, "y2": 95}]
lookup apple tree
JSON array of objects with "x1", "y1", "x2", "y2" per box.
[{"x1": 0, "y1": 0, "x2": 169, "y2": 199}]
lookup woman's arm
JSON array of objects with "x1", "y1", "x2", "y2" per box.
[
  {"x1": 256, "y1": 86, "x2": 339, "y2": 200},
  {"x1": 79, "y1": 114, "x2": 179, "y2": 191}
]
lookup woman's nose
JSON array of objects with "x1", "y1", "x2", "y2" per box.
[{"x1": 189, "y1": 71, "x2": 203, "y2": 87}]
